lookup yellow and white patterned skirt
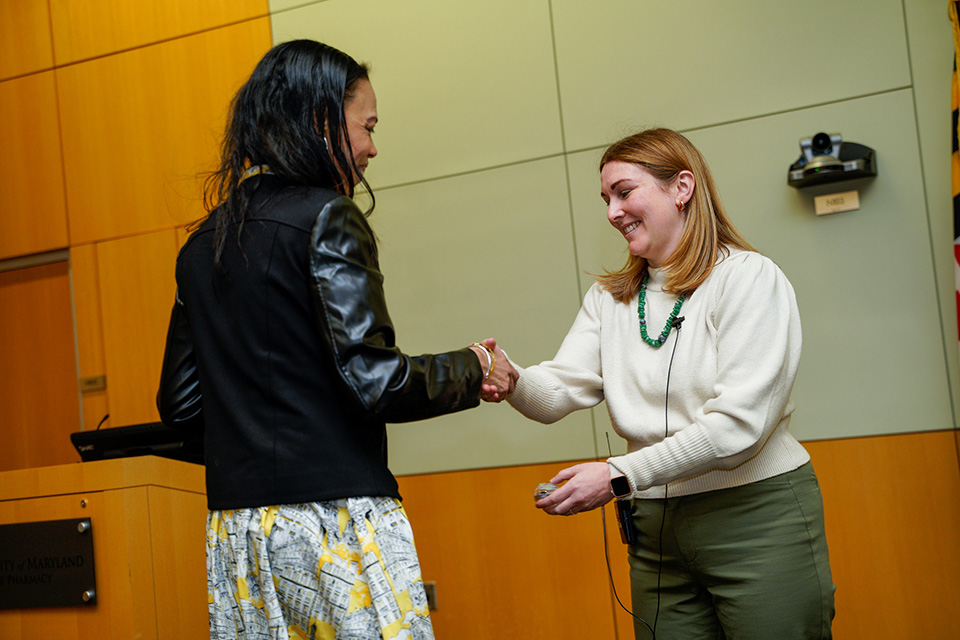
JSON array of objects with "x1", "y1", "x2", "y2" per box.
[{"x1": 206, "y1": 497, "x2": 435, "y2": 640}]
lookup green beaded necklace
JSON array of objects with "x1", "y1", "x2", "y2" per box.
[{"x1": 637, "y1": 272, "x2": 685, "y2": 347}]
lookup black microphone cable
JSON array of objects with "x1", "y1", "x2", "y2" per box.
[
  {"x1": 600, "y1": 500, "x2": 655, "y2": 637},
  {"x1": 601, "y1": 316, "x2": 684, "y2": 640},
  {"x1": 602, "y1": 430, "x2": 655, "y2": 638},
  {"x1": 653, "y1": 316, "x2": 683, "y2": 635}
]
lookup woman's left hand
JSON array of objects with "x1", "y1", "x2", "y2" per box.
[{"x1": 535, "y1": 462, "x2": 616, "y2": 516}]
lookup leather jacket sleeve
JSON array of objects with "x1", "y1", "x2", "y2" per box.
[
  {"x1": 156, "y1": 294, "x2": 204, "y2": 433},
  {"x1": 309, "y1": 196, "x2": 483, "y2": 422}
]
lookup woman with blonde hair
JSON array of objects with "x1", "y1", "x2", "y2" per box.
[{"x1": 504, "y1": 128, "x2": 834, "y2": 639}]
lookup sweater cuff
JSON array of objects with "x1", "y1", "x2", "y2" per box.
[
  {"x1": 607, "y1": 424, "x2": 718, "y2": 491},
  {"x1": 506, "y1": 365, "x2": 563, "y2": 424}
]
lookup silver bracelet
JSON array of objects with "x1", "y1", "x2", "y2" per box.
[{"x1": 470, "y1": 342, "x2": 495, "y2": 379}]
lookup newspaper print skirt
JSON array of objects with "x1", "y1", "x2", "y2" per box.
[{"x1": 206, "y1": 498, "x2": 435, "y2": 640}]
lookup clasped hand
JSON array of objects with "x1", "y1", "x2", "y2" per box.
[{"x1": 470, "y1": 337, "x2": 518, "y2": 402}]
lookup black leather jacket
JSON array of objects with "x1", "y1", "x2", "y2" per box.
[{"x1": 157, "y1": 177, "x2": 482, "y2": 509}]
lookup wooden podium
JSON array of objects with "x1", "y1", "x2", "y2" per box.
[{"x1": 0, "y1": 456, "x2": 208, "y2": 639}]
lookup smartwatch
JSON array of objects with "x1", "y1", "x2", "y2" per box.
[{"x1": 610, "y1": 475, "x2": 631, "y2": 498}]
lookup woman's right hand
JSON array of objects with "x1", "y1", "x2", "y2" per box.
[
  {"x1": 470, "y1": 338, "x2": 518, "y2": 402},
  {"x1": 535, "y1": 462, "x2": 616, "y2": 516}
]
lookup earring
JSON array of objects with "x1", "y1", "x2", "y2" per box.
[{"x1": 677, "y1": 199, "x2": 686, "y2": 212}]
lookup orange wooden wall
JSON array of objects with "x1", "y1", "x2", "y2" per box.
[
  {"x1": 0, "y1": 72, "x2": 68, "y2": 258},
  {"x1": 58, "y1": 18, "x2": 272, "y2": 244},
  {"x1": 0, "y1": 2, "x2": 53, "y2": 81},
  {"x1": 0, "y1": 457, "x2": 208, "y2": 639},
  {"x1": 1, "y1": 2, "x2": 959, "y2": 638},
  {"x1": 0, "y1": 262, "x2": 80, "y2": 470},
  {"x1": 399, "y1": 431, "x2": 960, "y2": 640},
  {"x1": 48, "y1": 0, "x2": 267, "y2": 66},
  {"x1": 0, "y1": 0, "x2": 272, "y2": 470}
]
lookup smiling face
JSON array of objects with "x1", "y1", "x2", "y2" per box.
[
  {"x1": 600, "y1": 161, "x2": 692, "y2": 268},
  {"x1": 342, "y1": 78, "x2": 378, "y2": 184}
]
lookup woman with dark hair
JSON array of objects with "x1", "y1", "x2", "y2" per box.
[
  {"x1": 157, "y1": 39, "x2": 516, "y2": 640},
  {"x1": 504, "y1": 129, "x2": 834, "y2": 639}
]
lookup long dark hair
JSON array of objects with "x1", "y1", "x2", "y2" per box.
[{"x1": 202, "y1": 39, "x2": 373, "y2": 266}]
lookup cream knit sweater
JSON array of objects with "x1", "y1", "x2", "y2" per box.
[{"x1": 507, "y1": 249, "x2": 810, "y2": 499}]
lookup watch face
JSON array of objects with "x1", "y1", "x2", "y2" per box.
[{"x1": 611, "y1": 475, "x2": 631, "y2": 497}]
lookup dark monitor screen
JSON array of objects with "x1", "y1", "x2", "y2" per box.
[{"x1": 70, "y1": 422, "x2": 203, "y2": 465}]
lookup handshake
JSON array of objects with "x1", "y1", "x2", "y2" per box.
[{"x1": 468, "y1": 338, "x2": 519, "y2": 403}]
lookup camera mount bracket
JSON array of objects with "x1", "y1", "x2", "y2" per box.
[{"x1": 788, "y1": 132, "x2": 876, "y2": 188}]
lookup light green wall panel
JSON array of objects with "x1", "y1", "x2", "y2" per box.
[
  {"x1": 271, "y1": 0, "x2": 563, "y2": 188},
  {"x1": 904, "y1": 0, "x2": 959, "y2": 424},
  {"x1": 697, "y1": 90, "x2": 949, "y2": 439},
  {"x1": 260, "y1": 0, "x2": 956, "y2": 472},
  {"x1": 565, "y1": 148, "x2": 631, "y2": 297},
  {"x1": 567, "y1": 92, "x2": 952, "y2": 443},
  {"x1": 372, "y1": 157, "x2": 596, "y2": 474},
  {"x1": 552, "y1": 0, "x2": 911, "y2": 151},
  {"x1": 562, "y1": 150, "x2": 649, "y2": 458}
]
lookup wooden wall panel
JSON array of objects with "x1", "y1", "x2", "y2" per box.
[
  {"x1": 0, "y1": 72, "x2": 69, "y2": 260},
  {"x1": 95, "y1": 230, "x2": 179, "y2": 427},
  {"x1": 57, "y1": 18, "x2": 272, "y2": 245},
  {"x1": 70, "y1": 487, "x2": 158, "y2": 638},
  {"x1": 49, "y1": 0, "x2": 269, "y2": 65},
  {"x1": 147, "y1": 486, "x2": 208, "y2": 638},
  {"x1": 398, "y1": 430, "x2": 960, "y2": 640},
  {"x1": 806, "y1": 432, "x2": 960, "y2": 640},
  {"x1": 0, "y1": 457, "x2": 207, "y2": 639},
  {"x1": 71, "y1": 244, "x2": 109, "y2": 432},
  {"x1": 398, "y1": 462, "x2": 619, "y2": 639},
  {"x1": 0, "y1": 1, "x2": 54, "y2": 80},
  {"x1": 0, "y1": 261, "x2": 81, "y2": 472},
  {"x1": 0, "y1": 493, "x2": 110, "y2": 638}
]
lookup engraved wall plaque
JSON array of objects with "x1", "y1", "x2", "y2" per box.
[{"x1": 0, "y1": 518, "x2": 96, "y2": 609}]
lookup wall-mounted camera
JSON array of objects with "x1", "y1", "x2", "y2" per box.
[{"x1": 787, "y1": 132, "x2": 876, "y2": 188}]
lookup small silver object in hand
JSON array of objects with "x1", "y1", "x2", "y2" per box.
[{"x1": 534, "y1": 482, "x2": 557, "y2": 502}]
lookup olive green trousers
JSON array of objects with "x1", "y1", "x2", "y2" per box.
[{"x1": 627, "y1": 462, "x2": 835, "y2": 640}]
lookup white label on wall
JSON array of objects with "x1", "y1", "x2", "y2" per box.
[{"x1": 814, "y1": 190, "x2": 860, "y2": 216}]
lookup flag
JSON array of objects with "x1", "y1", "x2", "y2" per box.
[{"x1": 950, "y1": 2, "x2": 960, "y2": 356}]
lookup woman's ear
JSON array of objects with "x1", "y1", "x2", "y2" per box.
[{"x1": 676, "y1": 170, "x2": 695, "y2": 202}]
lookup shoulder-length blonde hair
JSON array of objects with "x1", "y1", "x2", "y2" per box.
[{"x1": 595, "y1": 128, "x2": 754, "y2": 302}]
